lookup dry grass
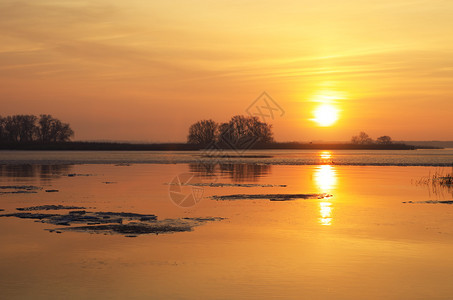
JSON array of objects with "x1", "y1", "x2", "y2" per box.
[
  {"x1": 416, "y1": 166, "x2": 453, "y2": 185},
  {"x1": 414, "y1": 166, "x2": 453, "y2": 198}
]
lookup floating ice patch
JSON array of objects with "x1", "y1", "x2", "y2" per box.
[
  {"x1": 211, "y1": 193, "x2": 332, "y2": 201},
  {"x1": 0, "y1": 206, "x2": 224, "y2": 237}
]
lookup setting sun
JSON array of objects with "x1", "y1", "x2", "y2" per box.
[
  {"x1": 312, "y1": 104, "x2": 339, "y2": 127},
  {"x1": 2, "y1": 1, "x2": 453, "y2": 299}
]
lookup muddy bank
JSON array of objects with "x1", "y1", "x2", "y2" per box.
[{"x1": 211, "y1": 193, "x2": 332, "y2": 201}]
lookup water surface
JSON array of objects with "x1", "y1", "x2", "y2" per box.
[
  {"x1": 1, "y1": 161, "x2": 453, "y2": 299},
  {"x1": 1, "y1": 149, "x2": 453, "y2": 166}
]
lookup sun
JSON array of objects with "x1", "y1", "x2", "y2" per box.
[{"x1": 312, "y1": 104, "x2": 339, "y2": 127}]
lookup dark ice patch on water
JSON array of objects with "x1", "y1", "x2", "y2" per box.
[
  {"x1": 0, "y1": 185, "x2": 42, "y2": 190},
  {"x1": 200, "y1": 155, "x2": 274, "y2": 158},
  {"x1": 2, "y1": 213, "x2": 58, "y2": 219},
  {"x1": 166, "y1": 182, "x2": 286, "y2": 188},
  {"x1": 0, "y1": 191, "x2": 38, "y2": 194},
  {"x1": 0, "y1": 185, "x2": 42, "y2": 195},
  {"x1": 211, "y1": 193, "x2": 332, "y2": 201},
  {"x1": 57, "y1": 223, "x2": 192, "y2": 235},
  {"x1": 16, "y1": 205, "x2": 86, "y2": 211},
  {"x1": 66, "y1": 173, "x2": 95, "y2": 177},
  {"x1": 0, "y1": 206, "x2": 224, "y2": 236},
  {"x1": 403, "y1": 200, "x2": 453, "y2": 204},
  {"x1": 56, "y1": 217, "x2": 224, "y2": 236}
]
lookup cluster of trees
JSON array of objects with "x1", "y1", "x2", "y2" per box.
[
  {"x1": 187, "y1": 115, "x2": 273, "y2": 148},
  {"x1": 351, "y1": 132, "x2": 393, "y2": 145},
  {"x1": 0, "y1": 114, "x2": 74, "y2": 143}
]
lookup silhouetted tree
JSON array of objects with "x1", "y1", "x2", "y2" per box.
[
  {"x1": 1, "y1": 115, "x2": 38, "y2": 142},
  {"x1": 187, "y1": 115, "x2": 274, "y2": 149},
  {"x1": 351, "y1": 132, "x2": 374, "y2": 144},
  {"x1": 187, "y1": 119, "x2": 218, "y2": 146},
  {"x1": 17, "y1": 115, "x2": 38, "y2": 142},
  {"x1": 376, "y1": 135, "x2": 393, "y2": 145},
  {"x1": 0, "y1": 116, "x2": 4, "y2": 142},
  {"x1": 37, "y1": 114, "x2": 74, "y2": 143},
  {"x1": 218, "y1": 115, "x2": 273, "y2": 148},
  {"x1": 0, "y1": 114, "x2": 73, "y2": 144},
  {"x1": 3, "y1": 115, "x2": 22, "y2": 142}
]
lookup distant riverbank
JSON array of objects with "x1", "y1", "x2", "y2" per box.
[{"x1": 0, "y1": 141, "x2": 434, "y2": 151}]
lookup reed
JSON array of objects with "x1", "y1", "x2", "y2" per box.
[
  {"x1": 413, "y1": 165, "x2": 453, "y2": 198},
  {"x1": 417, "y1": 167, "x2": 452, "y2": 186}
]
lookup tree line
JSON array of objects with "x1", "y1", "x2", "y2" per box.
[
  {"x1": 351, "y1": 132, "x2": 393, "y2": 145},
  {"x1": 187, "y1": 115, "x2": 273, "y2": 148},
  {"x1": 0, "y1": 114, "x2": 74, "y2": 144},
  {"x1": 188, "y1": 118, "x2": 397, "y2": 149}
]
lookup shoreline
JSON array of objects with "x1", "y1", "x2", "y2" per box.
[
  {"x1": 0, "y1": 141, "x2": 431, "y2": 151},
  {"x1": 0, "y1": 161, "x2": 452, "y2": 167}
]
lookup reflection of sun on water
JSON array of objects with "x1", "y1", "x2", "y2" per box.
[
  {"x1": 314, "y1": 165, "x2": 337, "y2": 192},
  {"x1": 314, "y1": 165, "x2": 337, "y2": 226},
  {"x1": 320, "y1": 151, "x2": 331, "y2": 160},
  {"x1": 319, "y1": 150, "x2": 333, "y2": 164},
  {"x1": 319, "y1": 202, "x2": 332, "y2": 226}
]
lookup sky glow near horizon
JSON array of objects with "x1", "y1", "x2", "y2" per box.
[{"x1": 1, "y1": 0, "x2": 452, "y2": 141}]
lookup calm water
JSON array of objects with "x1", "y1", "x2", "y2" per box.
[
  {"x1": 0, "y1": 149, "x2": 452, "y2": 166},
  {"x1": 1, "y1": 151, "x2": 453, "y2": 299}
]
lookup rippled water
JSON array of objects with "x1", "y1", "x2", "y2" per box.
[{"x1": 0, "y1": 149, "x2": 453, "y2": 166}]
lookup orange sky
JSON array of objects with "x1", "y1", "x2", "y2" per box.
[{"x1": 1, "y1": 0, "x2": 452, "y2": 142}]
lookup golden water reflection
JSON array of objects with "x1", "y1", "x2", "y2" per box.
[
  {"x1": 319, "y1": 150, "x2": 332, "y2": 161},
  {"x1": 314, "y1": 165, "x2": 337, "y2": 226},
  {"x1": 319, "y1": 202, "x2": 332, "y2": 226},
  {"x1": 314, "y1": 165, "x2": 337, "y2": 192}
]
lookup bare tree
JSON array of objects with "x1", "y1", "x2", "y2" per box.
[
  {"x1": 1, "y1": 115, "x2": 38, "y2": 142},
  {"x1": 3, "y1": 115, "x2": 21, "y2": 142},
  {"x1": 37, "y1": 114, "x2": 52, "y2": 143},
  {"x1": 54, "y1": 122, "x2": 74, "y2": 142},
  {"x1": 187, "y1": 119, "x2": 218, "y2": 146},
  {"x1": 0, "y1": 114, "x2": 73, "y2": 144},
  {"x1": 37, "y1": 114, "x2": 74, "y2": 143},
  {"x1": 376, "y1": 135, "x2": 393, "y2": 145},
  {"x1": 18, "y1": 115, "x2": 37, "y2": 142},
  {"x1": 351, "y1": 132, "x2": 374, "y2": 144},
  {"x1": 217, "y1": 115, "x2": 273, "y2": 148},
  {"x1": 250, "y1": 117, "x2": 273, "y2": 143},
  {"x1": 0, "y1": 116, "x2": 4, "y2": 142}
]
